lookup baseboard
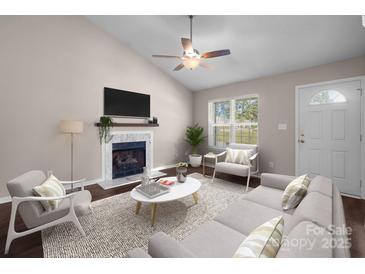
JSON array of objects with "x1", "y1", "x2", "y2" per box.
[
  {"x1": 341, "y1": 193, "x2": 362, "y2": 199},
  {"x1": 0, "y1": 196, "x2": 12, "y2": 204}
]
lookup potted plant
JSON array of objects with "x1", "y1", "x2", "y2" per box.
[
  {"x1": 185, "y1": 124, "x2": 206, "y2": 167},
  {"x1": 176, "y1": 162, "x2": 188, "y2": 183},
  {"x1": 98, "y1": 116, "x2": 113, "y2": 144}
]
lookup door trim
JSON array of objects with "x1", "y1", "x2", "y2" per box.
[{"x1": 295, "y1": 76, "x2": 365, "y2": 199}]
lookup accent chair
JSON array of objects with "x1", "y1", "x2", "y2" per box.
[
  {"x1": 5, "y1": 170, "x2": 92, "y2": 255},
  {"x1": 212, "y1": 143, "x2": 259, "y2": 192}
]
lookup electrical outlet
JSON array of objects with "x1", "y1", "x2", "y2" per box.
[{"x1": 268, "y1": 162, "x2": 274, "y2": 169}]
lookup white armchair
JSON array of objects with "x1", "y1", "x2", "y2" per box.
[
  {"x1": 5, "y1": 170, "x2": 92, "y2": 255},
  {"x1": 212, "y1": 143, "x2": 259, "y2": 192},
  {"x1": 60, "y1": 178, "x2": 86, "y2": 191}
]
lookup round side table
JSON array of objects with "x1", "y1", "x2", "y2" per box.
[{"x1": 203, "y1": 153, "x2": 218, "y2": 177}]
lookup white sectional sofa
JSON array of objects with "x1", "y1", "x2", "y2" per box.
[{"x1": 128, "y1": 173, "x2": 350, "y2": 258}]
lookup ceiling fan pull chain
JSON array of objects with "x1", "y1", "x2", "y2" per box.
[{"x1": 189, "y1": 15, "x2": 193, "y2": 42}]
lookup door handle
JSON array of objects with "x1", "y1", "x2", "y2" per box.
[{"x1": 298, "y1": 139, "x2": 305, "y2": 143}]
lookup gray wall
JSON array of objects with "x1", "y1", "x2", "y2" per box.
[
  {"x1": 0, "y1": 16, "x2": 193, "y2": 197},
  {"x1": 194, "y1": 56, "x2": 365, "y2": 175}
]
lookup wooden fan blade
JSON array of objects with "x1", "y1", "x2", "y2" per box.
[
  {"x1": 201, "y1": 49, "x2": 231, "y2": 59},
  {"x1": 181, "y1": 38, "x2": 193, "y2": 52},
  {"x1": 152, "y1": 54, "x2": 181, "y2": 59},
  {"x1": 199, "y1": 62, "x2": 213, "y2": 70},
  {"x1": 173, "y1": 63, "x2": 184, "y2": 71}
]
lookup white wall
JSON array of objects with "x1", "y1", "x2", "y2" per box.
[
  {"x1": 0, "y1": 16, "x2": 193, "y2": 197},
  {"x1": 194, "y1": 56, "x2": 365, "y2": 175}
]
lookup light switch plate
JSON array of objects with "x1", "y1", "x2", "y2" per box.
[{"x1": 278, "y1": 123, "x2": 287, "y2": 130}]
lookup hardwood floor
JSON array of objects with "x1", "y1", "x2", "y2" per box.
[{"x1": 0, "y1": 166, "x2": 364, "y2": 258}]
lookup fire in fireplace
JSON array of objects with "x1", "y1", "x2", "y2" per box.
[{"x1": 112, "y1": 141, "x2": 146, "y2": 179}]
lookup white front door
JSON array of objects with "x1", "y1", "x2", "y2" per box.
[{"x1": 297, "y1": 80, "x2": 362, "y2": 196}]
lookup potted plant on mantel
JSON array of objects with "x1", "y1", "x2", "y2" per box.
[
  {"x1": 98, "y1": 116, "x2": 113, "y2": 144},
  {"x1": 185, "y1": 124, "x2": 206, "y2": 167}
]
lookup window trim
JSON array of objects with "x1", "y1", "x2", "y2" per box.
[{"x1": 208, "y1": 94, "x2": 259, "y2": 149}]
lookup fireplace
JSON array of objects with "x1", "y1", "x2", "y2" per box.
[
  {"x1": 100, "y1": 131, "x2": 163, "y2": 189},
  {"x1": 112, "y1": 141, "x2": 146, "y2": 179}
]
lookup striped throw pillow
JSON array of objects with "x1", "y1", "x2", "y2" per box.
[
  {"x1": 233, "y1": 216, "x2": 284, "y2": 258},
  {"x1": 33, "y1": 174, "x2": 66, "y2": 211},
  {"x1": 282, "y1": 174, "x2": 311, "y2": 210},
  {"x1": 225, "y1": 148, "x2": 252, "y2": 165}
]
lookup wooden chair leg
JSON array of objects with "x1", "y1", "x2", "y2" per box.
[
  {"x1": 192, "y1": 192, "x2": 199, "y2": 204},
  {"x1": 135, "y1": 201, "x2": 142, "y2": 215},
  {"x1": 151, "y1": 204, "x2": 157, "y2": 227}
]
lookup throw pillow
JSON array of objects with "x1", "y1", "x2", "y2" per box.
[
  {"x1": 233, "y1": 216, "x2": 284, "y2": 258},
  {"x1": 33, "y1": 174, "x2": 66, "y2": 211},
  {"x1": 282, "y1": 174, "x2": 311, "y2": 210},
  {"x1": 225, "y1": 147, "x2": 253, "y2": 165}
]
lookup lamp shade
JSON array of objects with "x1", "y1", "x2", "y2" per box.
[{"x1": 59, "y1": 120, "x2": 83, "y2": 134}]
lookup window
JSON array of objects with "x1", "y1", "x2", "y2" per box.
[
  {"x1": 309, "y1": 90, "x2": 347, "y2": 105},
  {"x1": 208, "y1": 96, "x2": 258, "y2": 147}
]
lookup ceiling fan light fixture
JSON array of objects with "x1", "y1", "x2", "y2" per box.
[
  {"x1": 152, "y1": 15, "x2": 231, "y2": 71},
  {"x1": 182, "y1": 57, "x2": 200, "y2": 70}
]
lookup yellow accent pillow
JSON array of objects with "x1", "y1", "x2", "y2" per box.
[
  {"x1": 282, "y1": 174, "x2": 311, "y2": 210},
  {"x1": 233, "y1": 216, "x2": 284, "y2": 258}
]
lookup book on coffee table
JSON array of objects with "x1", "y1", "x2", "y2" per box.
[
  {"x1": 158, "y1": 179, "x2": 175, "y2": 186},
  {"x1": 135, "y1": 183, "x2": 170, "y2": 199}
]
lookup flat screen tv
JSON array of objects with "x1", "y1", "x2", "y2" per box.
[{"x1": 104, "y1": 87, "x2": 150, "y2": 118}]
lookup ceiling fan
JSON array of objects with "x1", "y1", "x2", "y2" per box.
[{"x1": 152, "y1": 15, "x2": 231, "y2": 71}]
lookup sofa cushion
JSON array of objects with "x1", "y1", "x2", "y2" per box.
[
  {"x1": 215, "y1": 199, "x2": 293, "y2": 236},
  {"x1": 181, "y1": 220, "x2": 246, "y2": 258},
  {"x1": 233, "y1": 216, "x2": 284, "y2": 258},
  {"x1": 148, "y1": 232, "x2": 195, "y2": 258},
  {"x1": 277, "y1": 221, "x2": 333, "y2": 258},
  {"x1": 215, "y1": 162, "x2": 249, "y2": 177},
  {"x1": 288, "y1": 192, "x2": 332, "y2": 232},
  {"x1": 127, "y1": 248, "x2": 152, "y2": 258},
  {"x1": 307, "y1": 176, "x2": 332, "y2": 198},
  {"x1": 282, "y1": 174, "x2": 311, "y2": 210},
  {"x1": 332, "y1": 186, "x2": 351, "y2": 258},
  {"x1": 260, "y1": 173, "x2": 296, "y2": 191},
  {"x1": 243, "y1": 186, "x2": 294, "y2": 214}
]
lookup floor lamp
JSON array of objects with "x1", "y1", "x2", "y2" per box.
[{"x1": 59, "y1": 120, "x2": 84, "y2": 191}]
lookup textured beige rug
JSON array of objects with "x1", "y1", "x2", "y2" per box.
[{"x1": 42, "y1": 173, "x2": 249, "y2": 258}]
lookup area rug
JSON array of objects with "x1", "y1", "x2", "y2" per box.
[{"x1": 42, "y1": 173, "x2": 250, "y2": 258}]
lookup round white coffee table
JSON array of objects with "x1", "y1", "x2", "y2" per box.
[{"x1": 130, "y1": 176, "x2": 201, "y2": 226}]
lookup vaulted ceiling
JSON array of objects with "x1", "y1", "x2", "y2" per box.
[{"x1": 87, "y1": 15, "x2": 365, "y2": 91}]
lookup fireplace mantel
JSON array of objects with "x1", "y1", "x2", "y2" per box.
[{"x1": 95, "y1": 122, "x2": 159, "y2": 127}]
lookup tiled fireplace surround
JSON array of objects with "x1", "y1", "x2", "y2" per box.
[{"x1": 98, "y1": 131, "x2": 165, "y2": 189}]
